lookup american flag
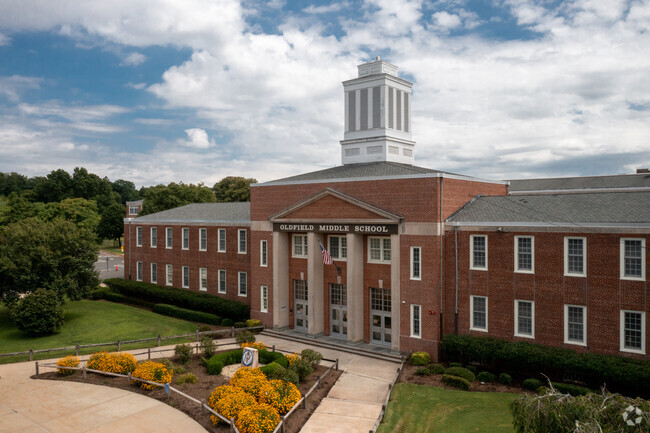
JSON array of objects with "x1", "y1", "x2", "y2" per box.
[{"x1": 319, "y1": 240, "x2": 333, "y2": 265}]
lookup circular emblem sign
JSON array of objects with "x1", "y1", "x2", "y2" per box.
[{"x1": 242, "y1": 349, "x2": 254, "y2": 367}]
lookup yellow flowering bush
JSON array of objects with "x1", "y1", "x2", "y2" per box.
[
  {"x1": 240, "y1": 341, "x2": 268, "y2": 351},
  {"x1": 230, "y1": 367, "x2": 269, "y2": 399},
  {"x1": 86, "y1": 351, "x2": 109, "y2": 371},
  {"x1": 131, "y1": 361, "x2": 173, "y2": 390},
  {"x1": 85, "y1": 351, "x2": 137, "y2": 374},
  {"x1": 211, "y1": 387, "x2": 256, "y2": 425},
  {"x1": 235, "y1": 403, "x2": 280, "y2": 433},
  {"x1": 259, "y1": 379, "x2": 301, "y2": 414},
  {"x1": 284, "y1": 352, "x2": 300, "y2": 366},
  {"x1": 56, "y1": 355, "x2": 80, "y2": 376}
]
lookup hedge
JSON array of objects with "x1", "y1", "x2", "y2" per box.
[
  {"x1": 153, "y1": 304, "x2": 222, "y2": 325},
  {"x1": 206, "y1": 349, "x2": 288, "y2": 375},
  {"x1": 104, "y1": 278, "x2": 249, "y2": 322},
  {"x1": 441, "y1": 334, "x2": 650, "y2": 398},
  {"x1": 441, "y1": 374, "x2": 471, "y2": 391},
  {"x1": 445, "y1": 366, "x2": 475, "y2": 382},
  {"x1": 88, "y1": 287, "x2": 155, "y2": 309}
]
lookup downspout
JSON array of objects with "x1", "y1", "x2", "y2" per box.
[
  {"x1": 128, "y1": 219, "x2": 132, "y2": 279},
  {"x1": 454, "y1": 225, "x2": 459, "y2": 335},
  {"x1": 439, "y1": 177, "x2": 444, "y2": 342}
]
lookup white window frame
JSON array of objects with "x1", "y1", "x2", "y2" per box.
[
  {"x1": 199, "y1": 228, "x2": 207, "y2": 251},
  {"x1": 564, "y1": 237, "x2": 586, "y2": 277},
  {"x1": 150, "y1": 263, "x2": 157, "y2": 284},
  {"x1": 218, "y1": 269, "x2": 226, "y2": 294},
  {"x1": 368, "y1": 236, "x2": 391, "y2": 264},
  {"x1": 514, "y1": 236, "x2": 534, "y2": 274},
  {"x1": 410, "y1": 304, "x2": 421, "y2": 338},
  {"x1": 166, "y1": 227, "x2": 173, "y2": 249},
  {"x1": 136, "y1": 226, "x2": 142, "y2": 247},
  {"x1": 470, "y1": 295, "x2": 488, "y2": 332},
  {"x1": 218, "y1": 229, "x2": 226, "y2": 253},
  {"x1": 199, "y1": 267, "x2": 207, "y2": 291},
  {"x1": 136, "y1": 261, "x2": 143, "y2": 281},
  {"x1": 514, "y1": 300, "x2": 534, "y2": 338},
  {"x1": 260, "y1": 240, "x2": 268, "y2": 267},
  {"x1": 182, "y1": 266, "x2": 190, "y2": 288},
  {"x1": 564, "y1": 304, "x2": 587, "y2": 346},
  {"x1": 150, "y1": 227, "x2": 157, "y2": 248},
  {"x1": 238, "y1": 271, "x2": 247, "y2": 297},
  {"x1": 182, "y1": 227, "x2": 189, "y2": 250},
  {"x1": 238, "y1": 229, "x2": 247, "y2": 254},
  {"x1": 292, "y1": 234, "x2": 308, "y2": 258},
  {"x1": 410, "y1": 246, "x2": 421, "y2": 280},
  {"x1": 166, "y1": 264, "x2": 173, "y2": 286},
  {"x1": 261, "y1": 286, "x2": 268, "y2": 313},
  {"x1": 129, "y1": 205, "x2": 139, "y2": 215},
  {"x1": 328, "y1": 235, "x2": 347, "y2": 261},
  {"x1": 620, "y1": 238, "x2": 646, "y2": 281},
  {"x1": 470, "y1": 235, "x2": 487, "y2": 270},
  {"x1": 620, "y1": 310, "x2": 646, "y2": 354}
]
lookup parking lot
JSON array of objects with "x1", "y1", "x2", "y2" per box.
[{"x1": 94, "y1": 251, "x2": 124, "y2": 281}]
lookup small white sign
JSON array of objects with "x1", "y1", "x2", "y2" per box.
[{"x1": 241, "y1": 347, "x2": 259, "y2": 368}]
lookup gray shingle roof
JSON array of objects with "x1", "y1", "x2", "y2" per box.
[
  {"x1": 509, "y1": 173, "x2": 650, "y2": 192},
  {"x1": 448, "y1": 192, "x2": 650, "y2": 225},
  {"x1": 130, "y1": 202, "x2": 250, "y2": 224}
]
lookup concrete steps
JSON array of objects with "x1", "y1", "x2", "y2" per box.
[{"x1": 260, "y1": 329, "x2": 404, "y2": 364}]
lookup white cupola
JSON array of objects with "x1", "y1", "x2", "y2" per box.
[{"x1": 340, "y1": 57, "x2": 415, "y2": 165}]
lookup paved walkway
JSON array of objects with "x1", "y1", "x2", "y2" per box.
[{"x1": 0, "y1": 336, "x2": 400, "y2": 433}]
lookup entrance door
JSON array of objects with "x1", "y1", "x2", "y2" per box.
[
  {"x1": 370, "y1": 288, "x2": 391, "y2": 346},
  {"x1": 330, "y1": 284, "x2": 347, "y2": 338},
  {"x1": 294, "y1": 280, "x2": 308, "y2": 332}
]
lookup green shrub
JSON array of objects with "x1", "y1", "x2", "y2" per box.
[
  {"x1": 498, "y1": 373, "x2": 512, "y2": 386},
  {"x1": 289, "y1": 358, "x2": 314, "y2": 382},
  {"x1": 200, "y1": 336, "x2": 217, "y2": 359},
  {"x1": 103, "y1": 278, "x2": 249, "y2": 322},
  {"x1": 523, "y1": 378, "x2": 544, "y2": 391},
  {"x1": 153, "y1": 303, "x2": 222, "y2": 325},
  {"x1": 410, "y1": 351, "x2": 431, "y2": 366},
  {"x1": 427, "y1": 363, "x2": 446, "y2": 374},
  {"x1": 234, "y1": 321, "x2": 246, "y2": 328},
  {"x1": 280, "y1": 368, "x2": 300, "y2": 386},
  {"x1": 174, "y1": 344, "x2": 193, "y2": 365},
  {"x1": 89, "y1": 287, "x2": 155, "y2": 308},
  {"x1": 175, "y1": 373, "x2": 197, "y2": 385},
  {"x1": 466, "y1": 365, "x2": 478, "y2": 376},
  {"x1": 246, "y1": 319, "x2": 262, "y2": 328},
  {"x1": 416, "y1": 368, "x2": 431, "y2": 376},
  {"x1": 236, "y1": 330, "x2": 255, "y2": 344},
  {"x1": 161, "y1": 358, "x2": 174, "y2": 371},
  {"x1": 258, "y1": 350, "x2": 289, "y2": 368},
  {"x1": 260, "y1": 362, "x2": 286, "y2": 379},
  {"x1": 550, "y1": 382, "x2": 592, "y2": 397},
  {"x1": 11, "y1": 288, "x2": 64, "y2": 336},
  {"x1": 449, "y1": 362, "x2": 463, "y2": 368},
  {"x1": 445, "y1": 366, "x2": 475, "y2": 382},
  {"x1": 221, "y1": 318, "x2": 234, "y2": 327},
  {"x1": 301, "y1": 349, "x2": 323, "y2": 368},
  {"x1": 207, "y1": 359, "x2": 224, "y2": 375},
  {"x1": 198, "y1": 324, "x2": 212, "y2": 332},
  {"x1": 441, "y1": 374, "x2": 471, "y2": 391},
  {"x1": 477, "y1": 371, "x2": 496, "y2": 383}
]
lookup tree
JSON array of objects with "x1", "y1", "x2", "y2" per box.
[
  {"x1": 140, "y1": 182, "x2": 216, "y2": 215},
  {"x1": 59, "y1": 198, "x2": 101, "y2": 233},
  {"x1": 0, "y1": 218, "x2": 99, "y2": 304},
  {"x1": 213, "y1": 176, "x2": 257, "y2": 202},
  {"x1": 111, "y1": 179, "x2": 140, "y2": 204},
  {"x1": 0, "y1": 172, "x2": 29, "y2": 196},
  {"x1": 11, "y1": 288, "x2": 64, "y2": 336},
  {"x1": 98, "y1": 202, "x2": 125, "y2": 246}
]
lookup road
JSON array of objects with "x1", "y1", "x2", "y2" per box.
[{"x1": 94, "y1": 250, "x2": 124, "y2": 281}]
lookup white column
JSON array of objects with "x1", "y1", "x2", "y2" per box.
[
  {"x1": 390, "y1": 233, "x2": 400, "y2": 351},
  {"x1": 347, "y1": 233, "x2": 364, "y2": 343},
  {"x1": 307, "y1": 232, "x2": 324, "y2": 335},
  {"x1": 272, "y1": 231, "x2": 289, "y2": 328}
]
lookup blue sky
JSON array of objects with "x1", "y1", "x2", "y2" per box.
[{"x1": 0, "y1": 0, "x2": 649, "y2": 187}]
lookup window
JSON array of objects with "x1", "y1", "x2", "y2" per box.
[
  {"x1": 129, "y1": 205, "x2": 140, "y2": 215},
  {"x1": 136, "y1": 261, "x2": 143, "y2": 281},
  {"x1": 166, "y1": 227, "x2": 173, "y2": 249},
  {"x1": 166, "y1": 264, "x2": 173, "y2": 286},
  {"x1": 564, "y1": 305, "x2": 587, "y2": 345},
  {"x1": 470, "y1": 296, "x2": 487, "y2": 331},
  {"x1": 136, "y1": 226, "x2": 142, "y2": 247},
  {"x1": 260, "y1": 240, "x2": 268, "y2": 267},
  {"x1": 218, "y1": 269, "x2": 226, "y2": 294},
  {"x1": 182, "y1": 227, "x2": 189, "y2": 250},
  {"x1": 151, "y1": 263, "x2": 157, "y2": 284},
  {"x1": 620, "y1": 310, "x2": 645, "y2": 354},
  {"x1": 621, "y1": 238, "x2": 646, "y2": 281},
  {"x1": 238, "y1": 229, "x2": 247, "y2": 254},
  {"x1": 239, "y1": 272, "x2": 247, "y2": 296},
  {"x1": 410, "y1": 246, "x2": 421, "y2": 280},
  {"x1": 292, "y1": 234, "x2": 308, "y2": 258},
  {"x1": 328, "y1": 236, "x2": 347, "y2": 260},
  {"x1": 515, "y1": 300, "x2": 534, "y2": 338},
  {"x1": 199, "y1": 228, "x2": 207, "y2": 251},
  {"x1": 368, "y1": 237, "x2": 391, "y2": 263},
  {"x1": 182, "y1": 266, "x2": 189, "y2": 288},
  {"x1": 470, "y1": 235, "x2": 487, "y2": 270},
  {"x1": 515, "y1": 236, "x2": 534, "y2": 273},
  {"x1": 150, "y1": 227, "x2": 157, "y2": 248},
  {"x1": 564, "y1": 237, "x2": 586, "y2": 277},
  {"x1": 199, "y1": 268, "x2": 207, "y2": 291},
  {"x1": 410, "y1": 304, "x2": 421, "y2": 338},
  {"x1": 261, "y1": 286, "x2": 268, "y2": 313},
  {"x1": 218, "y1": 229, "x2": 226, "y2": 252}
]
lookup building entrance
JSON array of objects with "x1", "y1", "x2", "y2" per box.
[
  {"x1": 370, "y1": 288, "x2": 391, "y2": 346},
  {"x1": 294, "y1": 280, "x2": 308, "y2": 332},
  {"x1": 329, "y1": 284, "x2": 347, "y2": 338}
]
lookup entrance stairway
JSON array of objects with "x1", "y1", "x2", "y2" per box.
[{"x1": 261, "y1": 328, "x2": 404, "y2": 363}]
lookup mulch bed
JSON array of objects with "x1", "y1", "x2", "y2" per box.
[{"x1": 36, "y1": 352, "x2": 342, "y2": 433}]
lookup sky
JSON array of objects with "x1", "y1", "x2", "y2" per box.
[{"x1": 0, "y1": 0, "x2": 649, "y2": 187}]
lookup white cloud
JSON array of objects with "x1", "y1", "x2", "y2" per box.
[
  {"x1": 303, "y1": 3, "x2": 345, "y2": 14},
  {"x1": 122, "y1": 52, "x2": 146, "y2": 66},
  {"x1": 126, "y1": 82, "x2": 147, "y2": 90},
  {"x1": 179, "y1": 128, "x2": 214, "y2": 149},
  {"x1": 0, "y1": 76, "x2": 41, "y2": 102},
  {"x1": 431, "y1": 11, "x2": 461, "y2": 30},
  {"x1": 0, "y1": 32, "x2": 9, "y2": 45}
]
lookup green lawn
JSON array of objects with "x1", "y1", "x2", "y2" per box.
[
  {"x1": 0, "y1": 299, "x2": 198, "y2": 363},
  {"x1": 377, "y1": 383, "x2": 518, "y2": 433}
]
